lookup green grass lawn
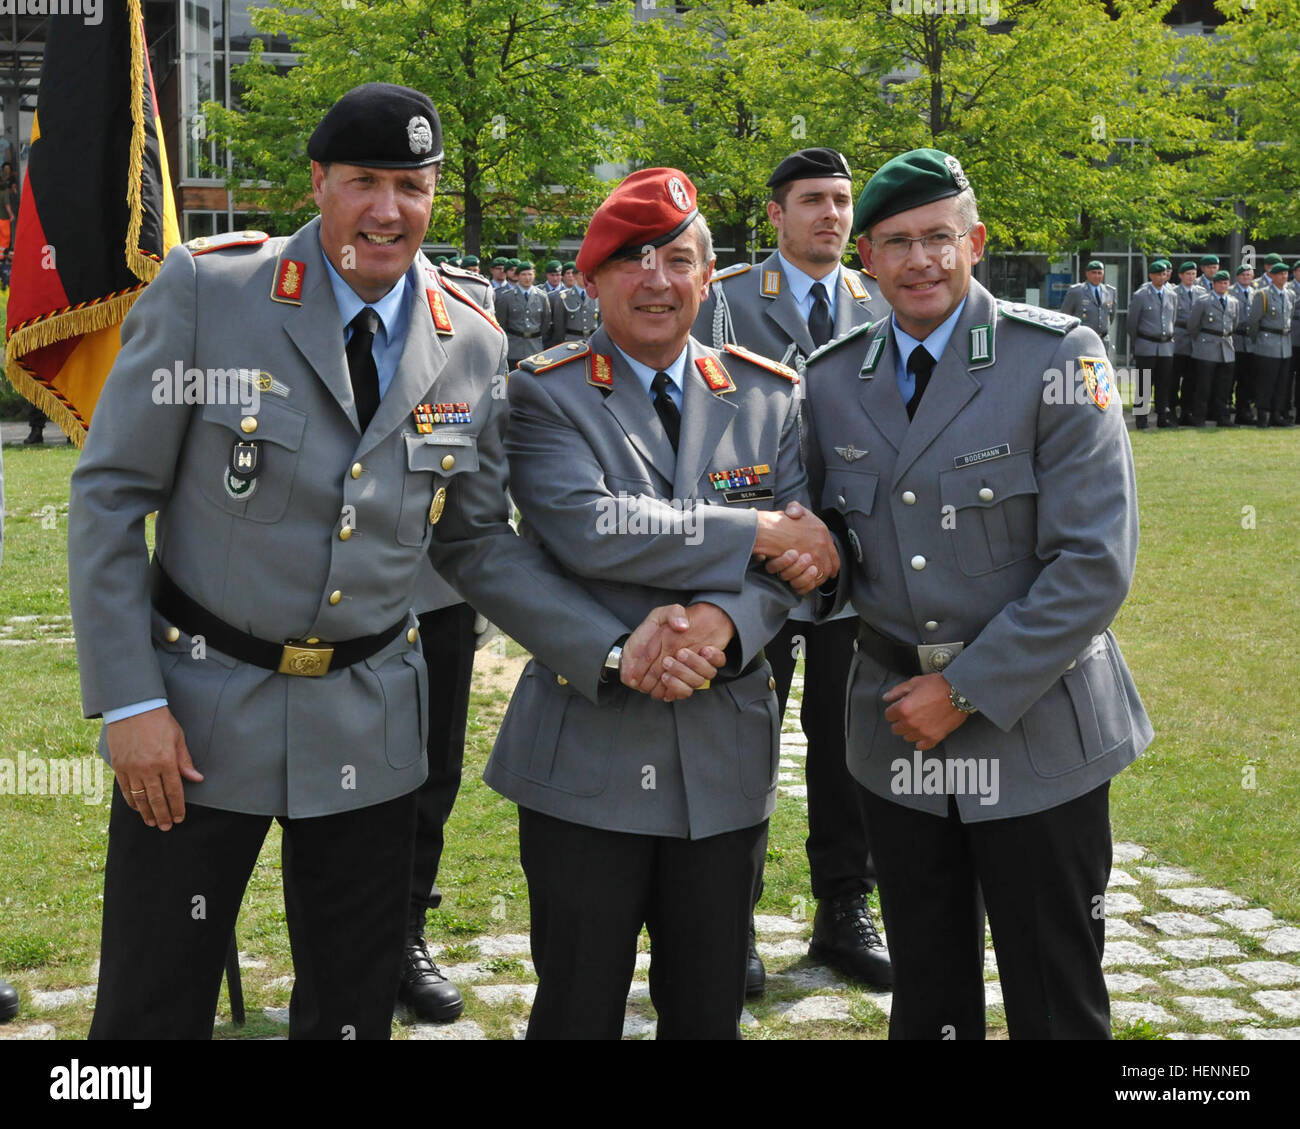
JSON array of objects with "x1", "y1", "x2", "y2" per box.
[{"x1": 0, "y1": 430, "x2": 1297, "y2": 1039}]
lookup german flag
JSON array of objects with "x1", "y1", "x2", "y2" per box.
[{"x1": 4, "y1": 0, "x2": 180, "y2": 447}]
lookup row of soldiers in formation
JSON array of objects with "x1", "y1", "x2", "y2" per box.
[
  {"x1": 1061, "y1": 253, "x2": 1300, "y2": 429},
  {"x1": 431, "y1": 253, "x2": 601, "y2": 366}
]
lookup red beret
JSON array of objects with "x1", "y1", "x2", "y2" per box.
[{"x1": 576, "y1": 168, "x2": 699, "y2": 276}]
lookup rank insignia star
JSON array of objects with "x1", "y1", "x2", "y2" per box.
[{"x1": 835, "y1": 444, "x2": 867, "y2": 462}]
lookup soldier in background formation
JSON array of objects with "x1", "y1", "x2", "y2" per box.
[
  {"x1": 1059, "y1": 260, "x2": 1117, "y2": 354},
  {"x1": 1184, "y1": 270, "x2": 1240, "y2": 427},
  {"x1": 1128, "y1": 259, "x2": 1175, "y2": 429},
  {"x1": 1248, "y1": 261, "x2": 1296, "y2": 427},
  {"x1": 1171, "y1": 260, "x2": 1202, "y2": 423},
  {"x1": 545, "y1": 260, "x2": 600, "y2": 346},
  {"x1": 1232, "y1": 264, "x2": 1256, "y2": 425},
  {"x1": 498, "y1": 258, "x2": 552, "y2": 367}
]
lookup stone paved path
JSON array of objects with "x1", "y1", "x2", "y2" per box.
[{"x1": 4, "y1": 674, "x2": 1299, "y2": 1041}]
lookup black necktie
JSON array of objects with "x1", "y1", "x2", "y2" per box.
[
  {"x1": 1094, "y1": 286, "x2": 1103, "y2": 306},
  {"x1": 651, "y1": 371, "x2": 680, "y2": 452},
  {"x1": 1221, "y1": 296, "x2": 1227, "y2": 311},
  {"x1": 346, "y1": 307, "x2": 381, "y2": 431},
  {"x1": 808, "y1": 281, "x2": 833, "y2": 349},
  {"x1": 905, "y1": 345, "x2": 935, "y2": 421}
]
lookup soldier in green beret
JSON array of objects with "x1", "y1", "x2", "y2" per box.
[
  {"x1": 1059, "y1": 260, "x2": 1117, "y2": 353},
  {"x1": 794, "y1": 146, "x2": 1151, "y2": 1039},
  {"x1": 1172, "y1": 260, "x2": 1202, "y2": 424},
  {"x1": 498, "y1": 258, "x2": 552, "y2": 367},
  {"x1": 1197, "y1": 253, "x2": 1220, "y2": 292},
  {"x1": 489, "y1": 255, "x2": 509, "y2": 291},
  {"x1": 543, "y1": 259, "x2": 564, "y2": 293},
  {"x1": 1231, "y1": 264, "x2": 1257, "y2": 423},
  {"x1": 1128, "y1": 260, "x2": 1176, "y2": 428}
]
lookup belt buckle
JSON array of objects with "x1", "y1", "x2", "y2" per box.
[
  {"x1": 916, "y1": 641, "x2": 964, "y2": 674},
  {"x1": 278, "y1": 642, "x2": 335, "y2": 677}
]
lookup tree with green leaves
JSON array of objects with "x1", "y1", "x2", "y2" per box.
[{"x1": 204, "y1": 0, "x2": 638, "y2": 254}]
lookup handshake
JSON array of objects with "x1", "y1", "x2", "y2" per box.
[{"x1": 620, "y1": 501, "x2": 839, "y2": 702}]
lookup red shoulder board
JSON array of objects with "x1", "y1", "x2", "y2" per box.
[
  {"x1": 696, "y1": 354, "x2": 736, "y2": 393},
  {"x1": 723, "y1": 343, "x2": 799, "y2": 383},
  {"x1": 188, "y1": 230, "x2": 268, "y2": 257},
  {"x1": 440, "y1": 277, "x2": 503, "y2": 333},
  {"x1": 426, "y1": 289, "x2": 454, "y2": 334},
  {"x1": 271, "y1": 257, "x2": 305, "y2": 305},
  {"x1": 589, "y1": 353, "x2": 613, "y2": 387}
]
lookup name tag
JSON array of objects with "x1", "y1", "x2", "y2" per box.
[
  {"x1": 954, "y1": 443, "x2": 1010, "y2": 469},
  {"x1": 723, "y1": 487, "x2": 774, "y2": 504}
]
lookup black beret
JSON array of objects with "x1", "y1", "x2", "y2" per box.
[
  {"x1": 853, "y1": 148, "x2": 971, "y2": 236},
  {"x1": 308, "y1": 83, "x2": 443, "y2": 168},
  {"x1": 767, "y1": 148, "x2": 852, "y2": 190}
]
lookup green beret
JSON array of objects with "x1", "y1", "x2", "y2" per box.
[
  {"x1": 545, "y1": 259, "x2": 563, "y2": 272},
  {"x1": 517, "y1": 259, "x2": 534, "y2": 271},
  {"x1": 563, "y1": 260, "x2": 578, "y2": 272},
  {"x1": 462, "y1": 254, "x2": 479, "y2": 266},
  {"x1": 1214, "y1": 270, "x2": 1230, "y2": 282},
  {"x1": 1268, "y1": 261, "x2": 1288, "y2": 275},
  {"x1": 1149, "y1": 259, "x2": 1171, "y2": 272},
  {"x1": 1263, "y1": 253, "x2": 1284, "y2": 265},
  {"x1": 1085, "y1": 260, "x2": 1104, "y2": 270},
  {"x1": 490, "y1": 256, "x2": 509, "y2": 267},
  {"x1": 1293, "y1": 262, "x2": 1300, "y2": 273},
  {"x1": 1199, "y1": 254, "x2": 1219, "y2": 266},
  {"x1": 507, "y1": 258, "x2": 521, "y2": 268},
  {"x1": 853, "y1": 147, "x2": 971, "y2": 236},
  {"x1": 432, "y1": 255, "x2": 448, "y2": 264},
  {"x1": 1178, "y1": 260, "x2": 1198, "y2": 274}
]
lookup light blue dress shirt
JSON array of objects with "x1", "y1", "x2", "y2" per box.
[
  {"x1": 614, "y1": 342, "x2": 689, "y2": 412},
  {"x1": 891, "y1": 297, "x2": 968, "y2": 405},
  {"x1": 777, "y1": 253, "x2": 841, "y2": 335}
]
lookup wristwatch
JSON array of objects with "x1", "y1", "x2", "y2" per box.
[
  {"x1": 601, "y1": 636, "x2": 628, "y2": 683},
  {"x1": 948, "y1": 683, "x2": 978, "y2": 715}
]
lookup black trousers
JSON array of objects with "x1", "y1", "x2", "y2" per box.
[
  {"x1": 1232, "y1": 351, "x2": 1255, "y2": 420},
  {"x1": 1149, "y1": 354, "x2": 1176, "y2": 421},
  {"x1": 1131, "y1": 353, "x2": 1167, "y2": 426},
  {"x1": 766, "y1": 617, "x2": 874, "y2": 900},
  {"x1": 1171, "y1": 351, "x2": 1195, "y2": 418},
  {"x1": 518, "y1": 806, "x2": 767, "y2": 1040},
  {"x1": 410, "y1": 602, "x2": 477, "y2": 914},
  {"x1": 860, "y1": 782, "x2": 1112, "y2": 1041},
  {"x1": 90, "y1": 787, "x2": 417, "y2": 1040},
  {"x1": 1206, "y1": 360, "x2": 1236, "y2": 425},
  {"x1": 1254, "y1": 354, "x2": 1289, "y2": 421}
]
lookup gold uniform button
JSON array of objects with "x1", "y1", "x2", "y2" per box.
[
  {"x1": 978, "y1": 487, "x2": 994, "y2": 502},
  {"x1": 350, "y1": 462, "x2": 363, "y2": 479},
  {"x1": 307, "y1": 637, "x2": 320, "y2": 644},
  {"x1": 924, "y1": 620, "x2": 940, "y2": 632},
  {"x1": 556, "y1": 674, "x2": 568, "y2": 686},
  {"x1": 329, "y1": 590, "x2": 342, "y2": 606},
  {"x1": 901, "y1": 490, "x2": 917, "y2": 505},
  {"x1": 338, "y1": 526, "x2": 352, "y2": 541},
  {"x1": 440, "y1": 454, "x2": 456, "y2": 471},
  {"x1": 407, "y1": 627, "x2": 419, "y2": 644},
  {"x1": 768, "y1": 676, "x2": 777, "y2": 691},
  {"x1": 240, "y1": 416, "x2": 258, "y2": 434},
  {"x1": 165, "y1": 626, "x2": 181, "y2": 643}
]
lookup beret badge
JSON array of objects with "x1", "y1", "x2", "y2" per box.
[
  {"x1": 944, "y1": 154, "x2": 969, "y2": 191},
  {"x1": 407, "y1": 115, "x2": 434, "y2": 156}
]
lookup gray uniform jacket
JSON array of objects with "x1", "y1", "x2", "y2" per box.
[
  {"x1": 68, "y1": 219, "x2": 628, "y2": 819},
  {"x1": 1248, "y1": 283, "x2": 1295, "y2": 359},
  {"x1": 1232, "y1": 285, "x2": 1255, "y2": 355},
  {"x1": 1186, "y1": 291, "x2": 1239, "y2": 364},
  {"x1": 545, "y1": 285, "x2": 600, "y2": 347},
  {"x1": 1058, "y1": 281, "x2": 1117, "y2": 340},
  {"x1": 1173, "y1": 285, "x2": 1202, "y2": 355},
  {"x1": 694, "y1": 252, "x2": 883, "y2": 371},
  {"x1": 413, "y1": 262, "x2": 496, "y2": 616},
  {"x1": 802, "y1": 280, "x2": 1152, "y2": 822},
  {"x1": 483, "y1": 327, "x2": 806, "y2": 839},
  {"x1": 498, "y1": 284, "x2": 552, "y2": 359},
  {"x1": 1128, "y1": 282, "x2": 1177, "y2": 357},
  {"x1": 1289, "y1": 280, "x2": 1300, "y2": 348}
]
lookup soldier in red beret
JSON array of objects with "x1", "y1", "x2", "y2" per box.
[{"x1": 483, "y1": 168, "x2": 838, "y2": 1038}]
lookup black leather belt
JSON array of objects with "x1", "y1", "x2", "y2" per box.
[
  {"x1": 152, "y1": 565, "x2": 407, "y2": 677},
  {"x1": 1199, "y1": 329, "x2": 1230, "y2": 337},
  {"x1": 1138, "y1": 332, "x2": 1173, "y2": 342},
  {"x1": 855, "y1": 623, "x2": 967, "y2": 678}
]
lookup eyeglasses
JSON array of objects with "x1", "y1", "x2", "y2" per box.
[{"x1": 869, "y1": 225, "x2": 975, "y2": 261}]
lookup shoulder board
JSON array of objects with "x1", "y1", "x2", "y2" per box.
[
  {"x1": 516, "y1": 340, "x2": 591, "y2": 374},
  {"x1": 805, "y1": 318, "x2": 878, "y2": 366},
  {"x1": 440, "y1": 276, "x2": 503, "y2": 334},
  {"x1": 843, "y1": 270, "x2": 869, "y2": 300},
  {"x1": 996, "y1": 300, "x2": 1077, "y2": 336},
  {"x1": 187, "y1": 230, "x2": 268, "y2": 256},
  {"x1": 709, "y1": 262, "x2": 753, "y2": 285},
  {"x1": 723, "y1": 342, "x2": 798, "y2": 383},
  {"x1": 438, "y1": 260, "x2": 487, "y2": 286}
]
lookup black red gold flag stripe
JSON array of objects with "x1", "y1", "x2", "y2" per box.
[{"x1": 4, "y1": 0, "x2": 180, "y2": 446}]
